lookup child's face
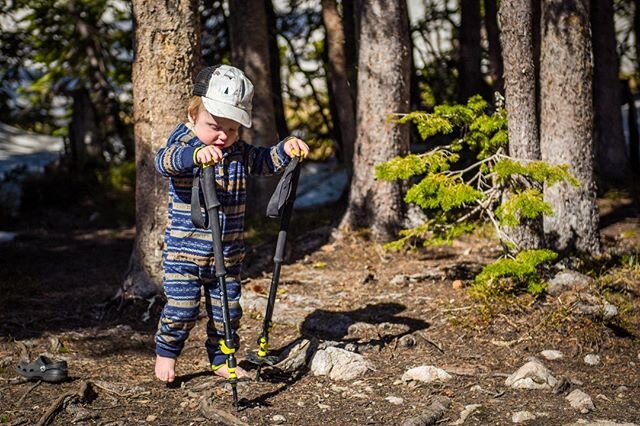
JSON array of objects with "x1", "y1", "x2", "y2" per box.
[{"x1": 190, "y1": 107, "x2": 240, "y2": 149}]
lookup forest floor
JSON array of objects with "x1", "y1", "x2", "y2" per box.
[{"x1": 1, "y1": 195, "x2": 640, "y2": 426}]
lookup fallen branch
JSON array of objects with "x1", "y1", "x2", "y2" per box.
[
  {"x1": 36, "y1": 381, "x2": 90, "y2": 426},
  {"x1": 417, "y1": 332, "x2": 444, "y2": 353},
  {"x1": 200, "y1": 394, "x2": 250, "y2": 426}
]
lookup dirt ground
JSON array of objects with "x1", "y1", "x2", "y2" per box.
[{"x1": 1, "y1": 199, "x2": 639, "y2": 426}]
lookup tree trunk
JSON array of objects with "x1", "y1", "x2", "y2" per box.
[
  {"x1": 540, "y1": 0, "x2": 600, "y2": 254},
  {"x1": 228, "y1": 0, "x2": 279, "y2": 217},
  {"x1": 458, "y1": 0, "x2": 484, "y2": 102},
  {"x1": 591, "y1": 0, "x2": 630, "y2": 182},
  {"x1": 339, "y1": 0, "x2": 411, "y2": 241},
  {"x1": 499, "y1": 0, "x2": 544, "y2": 250},
  {"x1": 322, "y1": 0, "x2": 356, "y2": 176},
  {"x1": 343, "y1": 0, "x2": 359, "y2": 95},
  {"x1": 623, "y1": 81, "x2": 640, "y2": 173},
  {"x1": 265, "y1": 0, "x2": 289, "y2": 140},
  {"x1": 123, "y1": 0, "x2": 200, "y2": 297},
  {"x1": 484, "y1": 0, "x2": 504, "y2": 95}
]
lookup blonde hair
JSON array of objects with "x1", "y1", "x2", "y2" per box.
[{"x1": 187, "y1": 96, "x2": 204, "y2": 122}]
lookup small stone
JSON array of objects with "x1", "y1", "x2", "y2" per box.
[
  {"x1": 505, "y1": 359, "x2": 557, "y2": 390},
  {"x1": 584, "y1": 354, "x2": 600, "y2": 366},
  {"x1": 512, "y1": 411, "x2": 536, "y2": 423},
  {"x1": 398, "y1": 334, "x2": 416, "y2": 348},
  {"x1": 318, "y1": 403, "x2": 330, "y2": 410},
  {"x1": 452, "y1": 280, "x2": 464, "y2": 289},
  {"x1": 602, "y1": 303, "x2": 618, "y2": 319},
  {"x1": 566, "y1": 389, "x2": 595, "y2": 413},
  {"x1": 401, "y1": 365, "x2": 452, "y2": 384},
  {"x1": 540, "y1": 350, "x2": 564, "y2": 360},
  {"x1": 616, "y1": 385, "x2": 628, "y2": 393},
  {"x1": 146, "y1": 415, "x2": 158, "y2": 422},
  {"x1": 451, "y1": 404, "x2": 482, "y2": 425},
  {"x1": 391, "y1": 274, "x2": 408, "y2": 285},
  {"x1": 470, "y1": 385, "x2": 483, "y2": 392},
  {"x1": 271, "y1": 414, "x2": 286, "y2": 424},
  {"x1": 385, "y1": 396, "x2": 404, "y2": 405}
]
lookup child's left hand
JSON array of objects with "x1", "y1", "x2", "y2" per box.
[{"x1": 283, "y1": 137, "x2": 310, "y2": 159}]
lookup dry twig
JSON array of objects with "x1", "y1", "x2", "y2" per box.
[{"x1": 35, "y1": 381, "x2": 90, "y2": 426}]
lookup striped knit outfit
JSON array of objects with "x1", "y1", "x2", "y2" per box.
[{"x1": 154, "y1": 123, "x2": 290, "y2": 366}]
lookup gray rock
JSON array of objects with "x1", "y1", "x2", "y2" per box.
[
  {"x1": 401, "y1": 365, "x2": 452, "y2": 384},
  {"x1": 505, "y1": 359, "x2": 557, "y2": 390},
  {"x1": 385, "y1": 395, "x2": 404, "y2": 405},
  {"x1": 540, "y1": 350, "x2": 564, "y2": 360},
  {"x1": 271, "y1": 414, "x2": 286, "y2": 424},
  {"x1": 547, "y1": 271, "x2": 593, "y2": 296},
  {"x1": 390, "y1": 274, "x2": 409, "y2": 285},
  {"x1": 566, "y1": 389, "x2": 595, "y2": 413},
  {"x1": 571, "y1": 293, "x2": 618, "y2": 320},
  {"x1": 275, "y1": 339, "x2": 316, "y2": 372},
  {"x1": 512, "y1": 411, "x2": 537, "y2": 423},
  {"x1": 398, "y1": 334, "x2": 417, "y2": 348},
  {"x1": 451, "y1": 404, "x2": 482, "y2": 425},
  {"x1": 310, "y1": 346, "x2": 373, "y2": 381},
  {"x1": 602, "y1": 303, "x2": 619, "y2": 319},
  {"x1": 584, "y1": 354, "x2": 601, "y2": 366}
]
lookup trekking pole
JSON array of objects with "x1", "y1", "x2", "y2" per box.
[
  {"x1": 199, "y1": 164, "x2": 240, "y2": 409},
  {"x1": 246, "y1": 156, "x2": 302, "y2": 379}
]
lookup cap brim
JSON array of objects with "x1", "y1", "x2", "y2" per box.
[{"x1": 202, "y1": 97, "x2": 252, "y2": 128}]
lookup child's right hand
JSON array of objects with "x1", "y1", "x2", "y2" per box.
[{"x1": 196, "y1": 145, "x2": 224, "y2": 166}]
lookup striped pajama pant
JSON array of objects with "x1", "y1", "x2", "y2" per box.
[{"x1": 155, "y1": 257, "x2": 242, "y2": 367}]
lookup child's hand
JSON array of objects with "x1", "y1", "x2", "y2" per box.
[
  {"x1": 283, "y1": 137, "x2": 310, "y2": 159},
  {"x1": 196, "y1": 145, "x2": 224, "y2": 166}
]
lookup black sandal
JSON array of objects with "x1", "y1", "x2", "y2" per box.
[{"x1": 16, "y1": 356, "x2": 68, "y2": 383}]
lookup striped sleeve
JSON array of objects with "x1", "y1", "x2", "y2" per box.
[
  {"x1": 155, "y1": 124, "x2": 203, "y2": 177},
  {"x1": 243, "y1": 140, "x2": 290, "y2": 176}
]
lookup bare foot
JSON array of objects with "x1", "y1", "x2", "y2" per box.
[
  {"x1": 212, "y1": 364, "x2": 250, "y2": 379},
  {"x1": 155, "y1": 356, "x2": 176, "y2": 383}
]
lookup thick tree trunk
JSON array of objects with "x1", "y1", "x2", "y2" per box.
[
  {"x1": 484, "y1": 0, "x2": 504, "y2": 95},
  {"x1": 540, "y1": 0, "x2": 600, "y2": 254},
  {"x1": 322, "y1": 0, "x2": 356, "y2": 176},
  {"x1": 123, "y1": 0, "x2": 200, "y2": 297},
  {"x1": 458, "y1": 0, "x2": 484, "y2": 102},
  {"x1": 499, "y1": 0, "x2": 544, "y2": 250},
  {"x1": 591, "y1": 0, "x2": 630, "y2": 182},
  {"x1": 339, "y1": 0, "x2": 410, "y2": 241},
  {"x1": 228, "y1": 0, "x2": 279, "y2": 217}
]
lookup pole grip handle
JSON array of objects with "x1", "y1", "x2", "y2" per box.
[{"x1": 201, "y1": 165, "x2": 226, "y2": 278}]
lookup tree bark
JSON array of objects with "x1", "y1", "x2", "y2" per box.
[
  {"x1": 228, "y1": 0, "x2": 279, "y2": 217},
  {"x1": 591, "y1": 0, "x2": 630, "y2": 182},
  {"x1": 499, "y1": 0, "x2": 544, "y2": 250},
  {"x1": 623, "y1": 81, "x2": 640, "y2": 173},
  {"x1": 484, "y1": 0, "x2": 504, "y2": 95},
  {"x1": 540, "y1": 0, "x2": 600, "y2": 254},
  {"x1": 265, "y1": 0, "x2": 289, "y2": 140},
  {"x1": 322, "y1": 0, "x2": 356, "y2": 176},
  {"x1": 458, "y1": 0, "x2": 484, "y2": 102},
  {"x1": 339, "y1": 0, "x2": 410, "y2": 241},
  {"x1": 123, "y1": 0, "x2": 200, "y2": 297}
]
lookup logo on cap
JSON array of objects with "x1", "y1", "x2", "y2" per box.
[{"x1": 193, "y1": 65, "x2": 254, "y2": 128}]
